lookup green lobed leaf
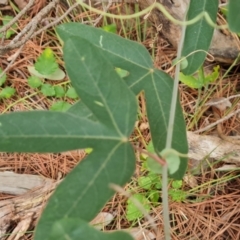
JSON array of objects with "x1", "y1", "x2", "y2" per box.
[
  {"x1": 57, "y1": 23, "x2": 188, "y2": 179},
  {"x1": 41, "y1": 83, "x2": 56, "y2": 97},
  {"x1": 181, "y1": 0, "x2": 218, "y2": 75},
  {"x1": 148, "y1": 191, "x2": 159, "y2": 203},
  {"x1": 49, "y1": 218, "x2": 134, "y2": 240},
  {"x1": 169, "y1": 189, "x2": 187, "y2": 202},
  {"x1": 50, "y1": 101, "x2": 71, "y2": 112},
  {"x1": 54, "y1": 85, "x2": 66, "y2": 97},
  {"x1": 138, "y1": 176, "x2": 153, "y2": 190},
  {"x1": 66, "y1": 86, "x2": 79, "y2": 99},
  {"x1": 126, "y1": 193, "x2": 151, "y2": 221},
  {"x1": 0, "y1": 35, "x2": 138, "y2": 240},
  {"x1": 172, "y1": 180, "x2": 182, "y2": 189},
  {"x1": 27, "y1": 76, "x2": 43, "y2": 88},
  {"x1": 228, "y1": 0, "x2": 240, "y2": 33},
  {"x1": 0, "y1": 87, "x2": 15, "y2": 99},
  {"x1": 0, "y1": 22, "x2": 189, "y2": 240},
  {"x1": 34, "y1": 48, "x2": 59, "y2": 75}
]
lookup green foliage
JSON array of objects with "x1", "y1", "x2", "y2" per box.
[
  {"x1": 0, "y1": 23, "x2": 187, "y2": 239},
  {"x1": 1, "y1": 0, "x2": 235, "y2": 238},
  {"x1": 1, "y1": 0, "x2": 236, "y2": 238},
  {"x1": 179, "y1": 65, "x2": 219, "y2": 88},
  {"x1": 0, "y1": 15, "x2": 17, "y2": 39},
  {"x1": 126, "y1": 143, "x2": 188, "y2": 222},
  {"x1": 28, "y1": 48, "x2": 65, "y2": 80},
  {"x1": 126, "y1": 193, "x2": 151, "y2": 222},
  {"x1": 49, "y1": 218, "x2": 133, "y2": 240},
  {"x1": 102, "y1": 24, "x2": 117, "y2": 34},
  {"x1": 0, "y1": 68, "x2": 7, "y2": 86},
  {"x1": 40, "y1": 83, "x2": 55, "y2": 97},
  {"x1": 50, "y1": 101, "x2": 71, "y2": 112},
  {"x1": 0, "y1": 87, "x2": 15, "y2": 99},
  {"x1": 0, "y1": 68, "x2": 15, "y2": 100},
  {"x1": 168, "y1": 180, "x2": 187, "y2": 202},
  {"x1": 160, "y1": 149, "x2": 180, "y2": 175},
  {"x1": 181, "y1": 0, "x2": 218, "y2": 75},
  {"x1": 34, "y1": 48, "x2": 59, "y2": 75},
  {"x1": 66, "y1": 87, "x2": 78, "y2": 99},
  {"x1": 54, "y1": 85, "x2": 65, "y2": 97},
  {"x1": 227, "y1": 0, "x2": 240, "y2": 33},
  {"x1": 57, "y1": 23, "x2": 188, "y2": 180},
  {"x1": 27, "y1": 76, "x2": 43, "y2": 88},
  {"x1": 27, "y1": 74, "x2": 78, "y2": 108}
]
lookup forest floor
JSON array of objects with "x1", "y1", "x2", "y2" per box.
[{"x1": 0, "y1": 1, "x2": 240, "y2": 240}]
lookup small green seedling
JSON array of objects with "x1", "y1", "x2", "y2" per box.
[
  {"x1": 0, "y1": 68, "x2": 15, "y2": 99},
  {"x1": 41, "y1": 83, "x2": 55, "y2": 97},
  {"x1": 168, "y1": 180, "x2": 187, "y2": 202},
  {"x1": 0, "y1": 87, "x2": 15, "y2": 99},
  {"x1": 179, "y1": 65, "x2": 220, "y2": 88},
  {"x1": 126, "y1": 193, "x2": 151, "y2": 222},
  {"x1": 50, "y1": 101, "x2": 71, "y2": 112},
  {"x1": 28, "y1": 48, "x2": 65, "y2": 80},
  {"x1": 27, "y1": 76, "x2": 79, "y2": 100},
  {"x1": 27, "y1": 75, "x2": 79, "y2": 111},
  {"x1": 0, "y1": 15, "x2": 17, "y2": 39},
  {"x1": 125, "y1": 141, "x2": 188, "y2": 222},
  {"x1": 27, "y1": 76, "x2": 43, "y2": 88}
]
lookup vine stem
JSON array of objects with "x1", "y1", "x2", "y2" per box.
[
  {"x1": 77, "y1": 0, "x2": 226, "y2": 29},
  {"x1": 163, "y1": 5, "x2": 188, "y2": 240}
]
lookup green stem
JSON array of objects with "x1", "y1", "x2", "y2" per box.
[
  {"x1": 77, "y1": 0, "x2": 226, "y2": 29},
  {"x1": 163, "y1": 6, "x2": 188, "y2": 240}
]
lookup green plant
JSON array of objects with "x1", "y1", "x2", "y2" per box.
[
  {"x1": 27, "y1": 73, "x2": 78, "y2": 111},
  {"x1": 0, "y1": 86, "x2": 15, "y2": 99},
  {"x1": 0, "y1": 15, "x2": 17, "y2": 39},
  {"x1": 0, "y1": 68, "x2": 15, "y2": 99},
  {"x1": 0, "y1": 22, "x2": 188, "y2": 239},
  {"x1": 125, "y1": 141, "x2": 189, "y2": 222},
  {"x1": 179, "y1": 65, "x2": 220, "y2": 89},
  {"x1": 0, "y1": 0, "x2": 239, "y2": 239},
  {"x1": 28, "y1": 47, "x2": 65, "y2": 80},
  {"x1": 0, "y1": 68, "x2": 6, "y2": 86}
]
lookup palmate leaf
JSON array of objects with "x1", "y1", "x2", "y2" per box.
[
  {"x1": 57, "y1": 23, "x2": 188, "y2": 179},
  {"x1": 0, "y1": 38, "x2": 137, "y2": 240},
  {"x1": 181, "y1": 0, "x2": 218, "y2": 75}
]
